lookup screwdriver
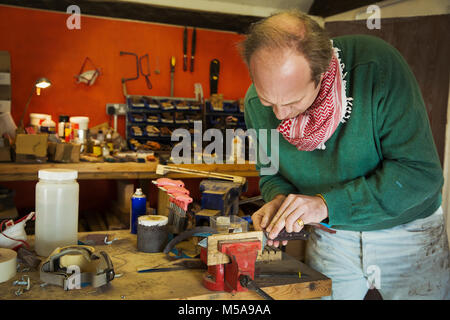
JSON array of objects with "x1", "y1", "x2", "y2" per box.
[
  {"x1": 170, "y1": 56, "x2": 176, "y2": 96},
  {"x1": 239, "y1": 274, "x2": 274, "y2": 300}
]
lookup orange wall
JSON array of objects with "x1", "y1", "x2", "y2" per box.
[
  {"x1": 0, "y1": 5, "x2": 251, "y2": 134},
  {"x1": 0, "y1": 5, "x2": 259, "y2": 214}
]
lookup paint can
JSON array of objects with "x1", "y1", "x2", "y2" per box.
[
  {"x1": 137, "y1": 215, "x2": 168, "y2": 253},
  {"x1": 130, "y1": 188, "x2": 146, "y2": 234}
]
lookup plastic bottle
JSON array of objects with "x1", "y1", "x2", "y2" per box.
[
  {"x1": 35, "y1": 169, "x2": 79, "y2": 257},
  {"x1": 131, "y1": 188, "x2": 146, "y2": 234},
  {"x1": 58, "y1": 115, "x2": 69, "y2": 139},
  {"x1": 97, "y1": 130, "x2": 104, "y2": 143},
  {"x1": 106, "y1": 132, "x2": 113, "y2": 151},
  {"x1": 40, "y1": 116, "x2": 56, "y2": 134}
]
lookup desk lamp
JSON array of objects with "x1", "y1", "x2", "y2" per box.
[{"x1": 18, "y1": 77, "x2": 52, "y2": 131}]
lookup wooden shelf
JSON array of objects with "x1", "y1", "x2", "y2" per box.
[{"x1": 0, "y1": 161, "x2": 258, "y2": 181}]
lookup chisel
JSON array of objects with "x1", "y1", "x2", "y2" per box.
[
  {"x1": 170, "y1": 56, "x2": 176, "y2": 96},
  {"x1": 209, "y1": 59, "x2": 220, "y2": 95},
  {"x1": 190, "y1": 27, "x2": 196, "y2": 72},
  {"x1": 183, "y1": 27, "x2": 188, "y2": 71}
]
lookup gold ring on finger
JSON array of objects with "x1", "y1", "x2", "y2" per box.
[{"x1": 296, "y1": 218, "x2": 304, "y2": 228}]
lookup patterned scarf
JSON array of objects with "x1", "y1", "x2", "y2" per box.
[{"x1": 277, "y1": 46, "x2": 351, "y2": 151}]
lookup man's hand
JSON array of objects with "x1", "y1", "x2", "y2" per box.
[
  {"x1": 251, "y1": 194, "x2": 286, "y2": 246},
  {"x1": 265, "y1": 194, "x2": 328, "y2": 247}
]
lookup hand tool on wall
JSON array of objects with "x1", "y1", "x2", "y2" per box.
[
  {"x1": 119, "y1": 51, "x2": 139, "y2": 96},
  {"x1": 190, "y1": 28, "x2": 196, "y2": 72},
  {"x1": 170, "y1": 56, "x2": 176, "y2": 96},
  {"x1": 154, "y1": 56, "x2": 160, "y2": 74},
  {"x1": 74, "y1": 57, "x2": 101, "y2": 86},
  {"x1": 183, "y1": 26, "x2": 188, "y2": 72},
  {"x1": 139, "y1": 53, "x2": 152, "y2": 89},
  {"x1": 209, "y1": 59, "x2": 220, "y2": 95}
]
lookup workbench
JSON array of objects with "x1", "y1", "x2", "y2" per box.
[
  {"x1": 0, "y1": 162, "x2": 258, "y2": 181},
  {"x1": 0, "y1": 230, "x2": 331, "y2": 300}
]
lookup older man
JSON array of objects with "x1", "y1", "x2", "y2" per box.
[{"x1": 241, "y1": 10, "x2": 449, "y2": 299}]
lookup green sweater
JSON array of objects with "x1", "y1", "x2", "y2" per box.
[{"x1": 244, "y1": 35, "x2": 444, "y2": 231}]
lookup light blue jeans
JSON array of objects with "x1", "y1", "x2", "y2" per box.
[{"x1": 305, "y1": 207, "x2": 450, "y2": 300}]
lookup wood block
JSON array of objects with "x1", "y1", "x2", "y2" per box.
[
  {"x1": 47, "y1": 142, "x2": 81, "y2": 163},
  {"x1": 157, "y1": 188, "x2": 169, "y2": 217},
  {"x1": 116, "y1": 180, "x2": 134, "y2": 212},
  {"x1": 257, "y1": 246, "x2": 282, "y2": 262},
  {"x1": 15, "y1": 133, "x2": 48, "y2": 157},
  {"x1": 206, "y1": 231, "x2": 264, "y2": 266},
  {"x1": 14, "y1": 154, "x2": 47, "y2": 163}
]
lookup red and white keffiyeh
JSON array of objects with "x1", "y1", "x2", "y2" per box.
[{"x1": 277, "y1": 46, "x2": 352, "y2": 151}]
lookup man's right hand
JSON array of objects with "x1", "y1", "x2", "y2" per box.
[{"x1": 251, "y1": 194, "x2": 286, "y2": 247}]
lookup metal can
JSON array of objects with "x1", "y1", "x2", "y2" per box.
[{"x1": 131, "y1": 188, "x2": 146, "y2": 234}]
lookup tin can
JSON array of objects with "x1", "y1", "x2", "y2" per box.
[{"x1": 131, "y1": 188, "x2": 146, "y2": 234}]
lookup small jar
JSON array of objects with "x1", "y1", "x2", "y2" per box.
[
  {"x1": 137, "y1": 215, "x2": 168, "y2": 253},
  {"x1": 35, "y1": 169, "x2": 79, "y2": 257},
  {"x1": 40, "y1": 116, "x2": 56, "y2": 134}
]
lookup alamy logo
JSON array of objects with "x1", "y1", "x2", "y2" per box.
[
  {"x1": 366, "y1": 5, "x2": 381, "y2": 30},
  {"x1": 66, "y1": 5, "x2": 81, "y2": 30},
  {"x1": 170, "y1": 121, "x2": 279, "y2": 175},
  {"x1": 64, "y1": 265, "x2": 81, "y2": 290}
]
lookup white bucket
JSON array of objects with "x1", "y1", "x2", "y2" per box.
[
  {"x1": 30, "y1": 113, "x2": 51, "y2": 127},
  {"x1": 69, "y1": 116, "x2": 89, "y2": 130}
]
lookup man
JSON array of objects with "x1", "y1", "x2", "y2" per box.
[{"x1": 241, "y1": 9, "x2": 449, "y2": 299}]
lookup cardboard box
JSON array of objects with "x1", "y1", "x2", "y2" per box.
[
  {"x1": 15, "y1": 133, "x2": 48, "y2": 157},
  {"x1": 47, "y1": 141, "x2": 81, "y2": 163}
]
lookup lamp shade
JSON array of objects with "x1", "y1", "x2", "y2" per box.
[{"x1": 35, "y1": 78, "x2": 51, "y2": 89}]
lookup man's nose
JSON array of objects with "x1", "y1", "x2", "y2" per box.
[{"x1": 273, "y1": 105, "x2": 287, "y2": 120}]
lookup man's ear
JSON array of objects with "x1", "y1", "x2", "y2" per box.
[{"x1": 315, "y1": 73, "x2": 324, "y2": 88}]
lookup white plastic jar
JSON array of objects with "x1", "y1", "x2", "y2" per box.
[{"x1": 35, "y1": 169, "x2": 79, "y2": 257}]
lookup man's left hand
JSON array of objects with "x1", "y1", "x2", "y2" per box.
[{"x1": 266, "y1": 194, "x2": 328, "y2": 246}]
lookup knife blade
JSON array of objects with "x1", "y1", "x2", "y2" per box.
[
  {"x1": 262, "y1": 222, "x2": 335, "y2": 243},
  {"x1": 183, "y1": 26, "x2": 188, "y2": 72},
  {"x1": 190, "y1": 27, "x2": 196, "y2": 72},
  {"x1": 263, "y1": 228, "x2": 310, "y2": 243},
  {"x1": 209, "y1": 59, "x2": 220, "y2": 95}
]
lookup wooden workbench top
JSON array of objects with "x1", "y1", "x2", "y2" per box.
[
  {"x1": 0, "y1": 230, "x2": 331, "y2": 300},
  {"x1": 0, "y1": 162, "x2": 258, "y2": 181}
]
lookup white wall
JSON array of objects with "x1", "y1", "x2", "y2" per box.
[
  {"x1": 325, "y1": 0, "x2": 449, "y2": 22},
  {"x1": 120, "y1": 0, "x2": 314, "y2": 17}
]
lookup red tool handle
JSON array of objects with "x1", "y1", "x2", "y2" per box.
[
  {"x1": 165, "y1": 185, "x2": 190, "y2": 195},
  {"x1": 169, "y1": 193, "x2": 193, "y2": 211},
  {"x1": 153, "y1": 178, "x2": 185, "y2": 188}
]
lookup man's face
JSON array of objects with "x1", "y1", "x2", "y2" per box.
[{"x1": 250, "y1": 48, "x2": 322, "y2": 121}]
